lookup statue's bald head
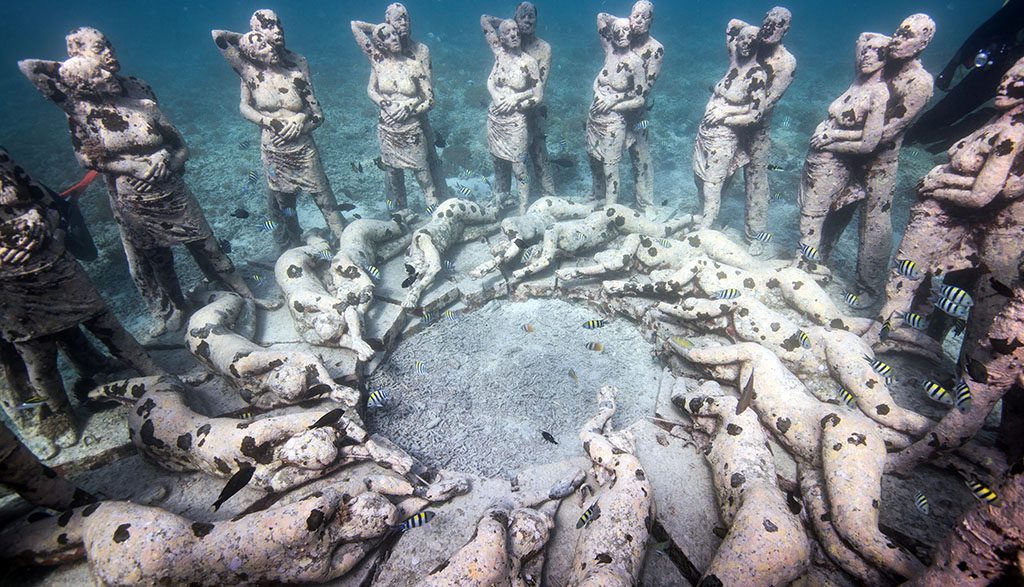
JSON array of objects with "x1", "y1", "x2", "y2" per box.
[
  {"x1": 759, "y1": 7, "x2": 792, "y2": 45},
  {"x1": 515, "y1": 2, "x2": 537, "y2": 36},
  {"x1": 66, "y1": 27, "x2": 119, "y2": 73},
  {"x1": 385, "y1": 3, "x2": 411, "y2": 38},
  {"x1": 630, "y1": 1, "x2": 654, "y2": 36},
  {"x1": 250, "y1": 9, "x2": 285, "y2": 48},
  {"x1": 888, "y1": 13, "x2": 935, "y2": 60}
]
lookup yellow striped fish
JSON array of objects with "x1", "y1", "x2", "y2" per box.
[
  {"x1": 582, "y1": 319, "x2": 607, "y2": 330},
  {"x1": 798, "y1": 330, "x2": 811, "y2": 349},
  {"x1": 317, "y1": 248, "x2": 333, "y2": 262},
  {"x1": 363, "y1": 264, "x2": 381, "y2": 281},
  {"x1": 914, "y1": 491, "x2": 930, "y2": 515},
  {"x1": 414, "y1": 360, "x2": 428, "y2": 376},
  {"x1": 576, "y1": 502, "x2": 601, "y2": 529},
  {"x1": 367, "y1": 389, "x2": 391, "y2": 409},
  {"x1": 15, "y1": 395, "x2": 48, "y2": 410},
  {"x1": 522, "y1": 324, "x2": 535, "y2": 333},
  {"x1": 922, "y1": 380, "x2": 952, "y2": 404},
  {"x1": 394, "y1": 510, "x2": 436, "y2": 531},
  {"x1": 899, "y1": 312, "x2": 929, "y2": 330},
  {"x1": 895, "y1": 259, "x2": 922, "y2": 279},
  {"x1": 934, "y1": 296, "x2": 970, "y2": 319},
  {"x1": 670, "y1": 336, "x2": 694, "y2": 349},
  {"x1": 586, "y1": 342, "x2": 604, "y2": 352},
  {"x1": 712, "y1": 289, "x2": 741, "y2": 300},
  {"x1": 953, "y1": 379, "x2": 972, "y2": 411},
  {"x1": 443, "y1": 309, "x2": 460, "y2": 322},
  {"x1": 966, "y1": 478, "x2": 1001, "y2": 506},
  {"x1": 844, "y1": 292, "x2": 862, "y2": 308},
  {"x1": 251, "y1": 273, "x2": 264, "y2": 284},
  {"x1": 425, "y1": 203, "x2": 438, "y2": 215},
  {"x1": 933, "y1": 283, "x2": 973, "y2": 307},
  {"x1": 799, "y1": 243, "x2": 821, "y2": 262},
  {"x1": 261, "y1": 219, "x2": 278, "y2": 232},
  {"x1": 837, "y1": 387, "x2": 856, "y2": 407},
  {"x1": 386, "y1": 198, "x2": 398, "y2": 211},
  {"x1": 864, "y1": 355, "x2": 894, "y2": 383},
  {"x1": 751, "y1": 231, "x2": 772, "y2": 243}
]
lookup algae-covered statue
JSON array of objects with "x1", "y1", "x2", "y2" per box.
[
  {"x1": 0, "y1": 148, "x2": 163, "y2": 458},
  {"x1": 821, "y1": 14, "x2": 936, "y2": 303},
  {"x1": 481, "y1": 15, "x2": 543, "y2": 214},
  {"x1": 19, "y1": 30, "x2": 276, "y2": 337},
  {"x1": 586, "y1": 16, "x2": 647, "y2": 208},
  {"x1": 625, "y1": 0, "x2": 664, "y2": 212},
  {"x1": 212, "y1": 10, "x2": 348, "y2": 249},
  {"x1": 797, "y1": 32, "x2": 890, "y2": 266},
  {"x1": 692, "y1": 20, "x2": 767, "y2": 229},
  {"x1": 352, "y1": 7, "x2": 443, "y2": 210},
  {"x1": 514, "y1": 2, "x2": 556, "y2": 201}
]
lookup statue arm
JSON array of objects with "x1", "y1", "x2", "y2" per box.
[
  {"x1": 210, "y1": 30, "x2": 244, "y2": 68},
  {"x1": 17, "y1": 59, "x2": 64, "y2": 104},
  {"x1": 351, "y1": 21, "x2": 376, "y2": 59},
  {"x1": 367, "y1": 69, "x2": 385, "y2": 108},
  {"x1": 721, "y1": 70, "x2": 769, "y2": 126},
  {"x1": 412, "y1": 65, "x2": 435, "y2": 116},
  {"x1": 596, "y1": 13, "x2": 614, "y2": 53},
  {"x1": 480, "y1": 15, "x2": 502, "y2": 55},
  {"x1": 238, "y1": 80, "x2": 267, "y2": 127},
  {"x1": 296, "y1": 57, "x2": 325, "y2": 132},
  {"x1": 152, "y1": 109, "x2": 190, "y2": 171},
  {"x1": 925, "y1": 135, "x2": 1019, "y2": 207},
  {"x1": 764, "y1": 53, "x2": 796, "y2": 109}
]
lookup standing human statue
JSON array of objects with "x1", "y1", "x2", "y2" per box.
[
  {"x1": 481, "y1": 15, "x2": 543, "y2": 214},
  {"x1": 796, "y1": 32, "x2": 891, "y2": 265},
  {"x1": 212, "y1": 10, "x2": 347, "y2": 250},
  {"x1": 351, "y1": 17, "x2": 440, "y2": 210},
  {"x1": 743, "y1": 7, "x2": 796, "y2": 252},
  {"x1": 586, "y1": 15, "x2": 647, "y2": 207},
  {"x1": 820, "y1": 14, "x2": 936, "y2": 304},
  {"x1": 0, "y1": 147, "x2": 164, "y2": 458},
  {"x1": 515, "y1": 2, "x2": 556, "y2": 200},
  {"x1": 20, "y1": 29, "x2": 277, "y2": 338},
  {"x1": 627, "y1": 0, "x2": 664, "y2": 213},
  {"x1": 692, "y1": 20, "x2": 767, "y2": 228}
]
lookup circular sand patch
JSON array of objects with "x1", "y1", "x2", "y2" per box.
[{"x1": 366, "y1": 298, "x2": 662, "y2": 478}]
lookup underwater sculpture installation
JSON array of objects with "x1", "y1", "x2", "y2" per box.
[
  {"x1": 0, "y1": 148, "x2": 163, "y2": 458},
  {"x1": 418, "y1": 469, "x2": 585, "y2": 586},
  {"x1": 509, "y1": 205, "x2": 701, "y2": 282},
  {"x1": 402, "y1": 198, "x2": 498, "y2": 309},
  {"x1": 569, "y1": 386, "x2": 653, "y2": 586},
  {"x1": 351, "y1": 16, "x2": 440, "y2": 210},
  {"x1": 185, "y1": 292, "x2": 361, "y2": 408},
  {"x1": 0, "y1": 478, "x2": 469, "y2": 586},
  {"x1": 864, "y1": 58, "x2": 1024, "y2": 474},
  {"x1": 514, "y1": 2, "x2": 556, "y2": 201},
  {"x1": 21, "y1": 41, "x2": 277, "y2": 337},
  {"x1": 481, "y1": 15, "x2": 543, "y2": 214},
  {"x1": 89, "y1": 375, "x2": 419, "y2": 492},
  {"x1": 797, "y1": 32, "x2": 891, "y2": 267},
  {"x1": 822, "y1": 14, "x2": 936, "y2": 303},
  {"x1": 743, "y1": 7, "x2": 796, "y2": 250},
  {"x1": 586, "y1": 15, "x2": 648, "y2": 208},
  {"x1": 692, "y1": 19, "x2": 767, "y2": 229},
  {"x1": 624, "y1": 1, "x2": 663, "y2": 213},
  {"x1": 211, "y1": 9, "x2": 347, "y2": 249}
]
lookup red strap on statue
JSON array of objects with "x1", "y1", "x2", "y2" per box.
[{"x1": 59, "y1": 170, "x2": 99, "y2": 200}]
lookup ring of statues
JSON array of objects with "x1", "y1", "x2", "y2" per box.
[{"x1": 1, "y1": 2, "x2": 1023, "y2": 586}]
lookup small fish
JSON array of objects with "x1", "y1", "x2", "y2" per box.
[
  {"x1": 798, "y1": 330, "x2": 811, "y2": 349},
  {"x1": 586, "y1": 342, "x2": 605, "y2": 352},
  {"x1": 769, "y1": 192, "x2": 785, "y2": 203},
  {"x1": 933, "y1": 296, "x2": 970, "y2": 319},
  {"x1": 457, "y1": 186, "x2": 473, "y2": 198},
  {"x1": 373, "y1": 157, "x2": 386, "y2": 171},
  {"x1": 424, "y1": 203, "x2": 438, "y2": 216},
  {"x1": 520, "y1": 244, "x2": 542, "y2": 264},
  {"x1": 966, "y1": 478, "x2": 1001, "y2": 506},
  {"x1": 261, "y1": 219, "x2": 278, "y2": 232},
  {"x1": 712, "y1": 288, "x2": 741, "y2": 300},
  {"x1": 933, "y1": 283, "x2": 974, "y2": 307},
  {"x1": 914, "y1": 491, "x2": 930, "y2": 515},
  {"x1": 953, "y1": 379, "x2": 972, "y2": 411},
  {"x1": 281, "y1": 207, "x2": 297, "y2": 219},
  {"x1": 736, "y1": 373, "x2": 755, "y2": 415},
  {"x1": 633, "y1": 119, "x2": 650, "y2": 132},
  {"x1": 799, "y1": 243, "x2": 820, "y2": 262},
  {"x1": 864, "y1": 355, "x2": 894, "y2": 383},
  {"x1": 582, "y1": 319, "x2": 607, "y2": 330},
  {"x1": 351, "y1": 161, "x2": 364, "y2": 173},
  {"x1": 386, "y1": 198, "x2": 398, "y2": 212},
  {"x1": 250, "y1": 273, "x2": 265, "y2": 285},
  {"x1": 751, "y1": 231, "x2": 773, "y2": 243},
  {"x1": 712, "y1": 526, "x2": 729, "y2": 539},
  {"x1": 414, "y1": 360, "x2": 428, "y2": 376},
  {"x1": 577, "y1": 502, "x2": 601, "y2": 529},
  {"x1": 836, "y1": 387, "x2": 856, "y2": 407},
  {"x1": 922, "y1": 379, "x2": 952, "y2": 404},
  {"x1": 541, "y1": 431, "x2": 558, "y2": 444},
  {"x1": 844, "y1": 292, "x2": 862, "y2": 308},
  {"x1": 434, "y1": 133, "x2": 447, "y2": 149},
  {"x1": 419, "y1": 310, "x2": 435, "y2": 324},
  {"x1": 317, "y1": 248, "x2": 333, "y2": 262},
  {"x1": 990, "y1": 277, "x2": 1014, "y2": 297},
  {"x1": 670, "y1": 336, "x2": 694, "y2": 349},
  {"x1": 443, "y1": 259, "x2": 456, "y2": 272},
  {"x1": 337, "y1": 202, "x2": 357, "y2": 212},
  {"x1": 363, "y1": 264, "x2": 381, "y2": 281},
  {"x1": 15, "y1": 396, "x2": 48, "y2": 410},
  {"x1": 394, "y1": 511, "x2": 436, "y2": 532},
  {"x1": 550, "y1": 155, "x2": 577, "y2": 168},
  {"x1": 218, "y1": 238, "x2": 233, "y2": 254},
  {"x1": 894, "y1": 259, "x2": 922, "y2": 279},
  {"x1": 951, "y1": 318, "x2": 967, "y2": 337},
  {"x1": 766, "y1": 163, "x2": 785, "y2": 172},
  {"x1": 442, "y1": 309, "x2": 460, "y2": 322},
  {"x1": 650, "y1": 540, "x2": 671, "y2": 552},
  {"x1": 238, "y1": 139, "x2": 251, "y2": 150},
  {"x1": 237, "y1": 409, "x2": 255, "y2": 420},
  {"x1": 656, "y1": 238, "x2": 673, "y2": 247},
  {"x1": 212, "y1": 465, "x2": 255, "y2": 511},
  {"x1": 899, "y1": 311, "x2": 929, "y2": 330},
  {"x1": 308, "y1": 408, "x2": 346, "y2": 429},
  {"x1": 522, "y1": 324, "x2": 535, "y2": 333},
  {"x1": 401, "y1": 266, "x2": 419, "y2": 288},
  {"x1": 550, "y1": 138, "x2": 569, "y2": 152},
  {"x1": 247, "y1": 169, "x2": 260, "y2": 184},
  {"x1": 962, "y1": 355, "x2": 989, "y2": 384},
  {"x1": 231, "y1": 207, "x2": 251, "y2": 219},
  {"x1": 568, "y1": 368, "x2": 578, "y2": 383},
  {"x1": 879, "y1": 318, "x2": 894, "y2": 342},
  {"x1": 367, "y1": 389, "x2": 391, "y2": 409}
]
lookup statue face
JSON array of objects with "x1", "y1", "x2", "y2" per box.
[
  {"x1": 63, "y1": 57, "x2": 122, "y2": 98},
  {"x1": 759, "y1": 8, "x2": 791, "y2": 45},
  {"x1": 612, "y1": 19, "x2": 631, "y2": 49},
  {"x1": 994, "y1": 60, "x2": 1024, "y2": 110},
  {"x1": 629, "y1": 2, "x2": 653, "y2": 36},
  {"x1": 515, "y1": 3, "x2": 537, "y2": 36},
  {"x1": 242, "y1": 32, "x2": 280, "y2": 66},
  {"x1": 251, "y1": 10, "x2": 285, "y2": 48},
  {"x1": 375, "y1": 24, "x2": 402, "y2": 55},
  {"x1": 499, "y1": 21, "x2": 521, "y2": 50},
  {"x1": 736, "y1": 26, "x2": 758, "y2": 58},
  {"x1": 888, "y1": 15, "x2": 934, "y2": 60},
  {"x1": 856, "y1": 34, "x2": 889, "y2": 75},
  {"x1": 385, "y1": 4, "x2": 411, "y2": 38},
  {"x1": 67, "y1": 28, "x2": 120, "y2": 73}
]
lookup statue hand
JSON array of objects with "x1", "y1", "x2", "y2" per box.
[
  {"x1": 141, "y1": 151, "x2": 170, "y2": 182},
  {"x1": 809, "y1": 132, "x2": 832, "y2": 150},
  {"x1": 591, "y1": 95, "x2": 613, "y2": 115},
  {"x1": 126, "y1": 176, "x2": 155, "y2": 193},
  {"x1": 0, "y1": 246, "x2": 32, "y2": 265}
]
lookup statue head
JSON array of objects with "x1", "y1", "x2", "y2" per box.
[
  {"x1": 856, "y1": 33, "x2": 891, "y2": 76},
  {"x1": 385, "y1": 3, "x2": 411, "y2": 39},
  {"x1": 888, "y1": 14, "x2": 935, "y2": 61},
  {"x1": 66, "y1": 27, "x2": 119, "y2": 73},
  {"x1": 758, "y1": 7, "x2": 792, "y2": 45},
  {"x1": 499, "y1": 19, "x2": 521, "y2": 50},
  {"x1": 59, "y1": 55, "x2": 121, "y2": 98},
  {"x1": 250, "y1": 9, "x2": 285, "y2": 48},
  {"x1": 611, "y1": 17, "x2": 632, "y2": 49},
  {"x1": 629, "y1": 1, "x2": 654, "y2": 37},
  {"x1": 734, "y1": 25, "x2": 760, "y2": 59},
  {"x1": 372, "y1": 23, "x2": 402, "y2": 56},
  {"x1": 515, "y1": 2, "x2": 537, "y2": 37},
  {"x1": 995, "y1": 56, "x2": 1024, "y2": 111},
  {"x1": 239, "y1": 31, "x2": 279, "y2": 65}
]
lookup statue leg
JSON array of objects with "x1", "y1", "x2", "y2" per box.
[
  {"x1": 423, "y1": 116, "x2": 448, "y2": 201},
  {"x1": 123, "y1": 240, "x2": 186, "y2": 336},
  {"x1": 603, "y1": 161, "x2": 621, "y2": 207},
  {"x1": 819, "y1": 199, "x2": 860, "y2": 260},
  {"x1": 0, "y1": 420, "x2": 95, "y2": 509},
  {"x1": 266, "y1": 188, "x2": 301, "y2": 250},
  {"x1": 697, "y1": 176, "x2": 724, "y2": 230},
  {"x1": 309, "y1": 187, "x2": 348, "y2": 242},
  {"x1": 81, "y1": 311, "x2": 164, "y2": 377},
  {"x1": 492, "y1": 157, "x2": 513, "y2": 210},
  {"x1": 385, "y1": 168, "x2": 408, "y2": 209},
  {"x1": 628, "y1": 130, "x2": 654, "y2": 210},
  {"x1": 12, "y1": 336, "x2": 78, "y2": 452},
  {"x1": 798, "y1": 150, "x2": 851, "y2": 252},
  {"x1": 53, "y1": 327, "x2": 119, "y2": 377},
  {"x1": 511, "y1": 160, "x2": 530, "y2": 215},
  {"x1": 413, "y1": 168, "x2": 438, "y2": 208},
  {"x1": 856, "y1": 144, "x2": 900, "y2": 300},
  {"x1": 184, "y1": 237, "x2": 278, "y2": 310},
  {"x1": 743, "y1": 123, "x2": 771, "y2": 241},
  {"x1": 529, "y1": 114, "x2": 557, "y2": 199},
  {"x1": 588, "y1": 155, "x2": 606, "y2": 203}
]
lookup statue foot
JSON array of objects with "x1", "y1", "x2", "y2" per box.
[{"x1": 146, "y1": 309, "x2": 185, "y2": 341}]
